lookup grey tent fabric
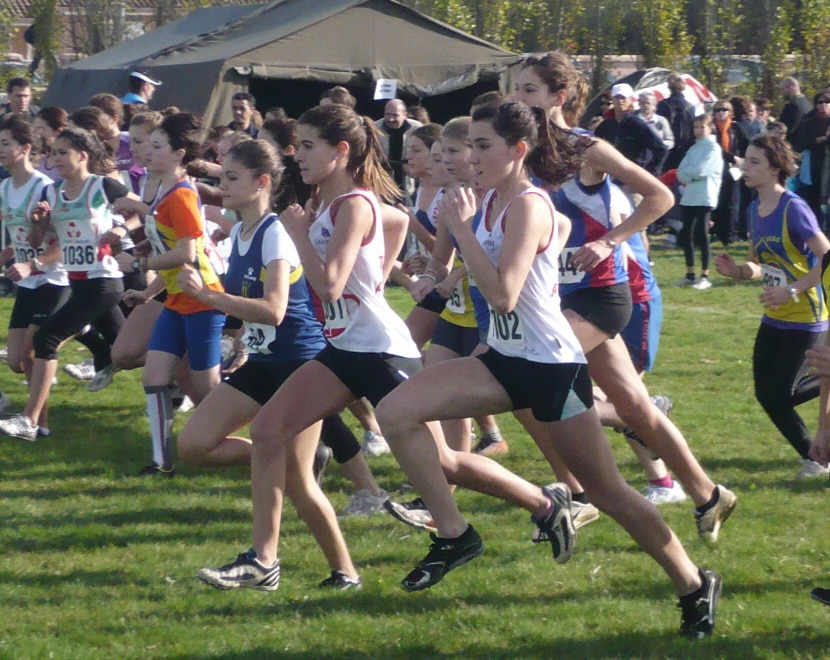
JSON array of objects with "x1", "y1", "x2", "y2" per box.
[{"x1": 43, "y1": 0, "x2": 519, "y2": 126}]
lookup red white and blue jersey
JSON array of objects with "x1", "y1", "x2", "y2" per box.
[
  {"x1": 224, "y1": 213, "x2": 325, "y2": 363},
  {"x1": 551, "y1": 177, "x2": 629, "y2": 296}
]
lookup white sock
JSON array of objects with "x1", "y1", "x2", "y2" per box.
[{"x1": 145, "y1": 386, "x2": 174, "y2": 468}]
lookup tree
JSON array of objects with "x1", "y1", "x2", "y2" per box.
[
  {"x1": 65, "y1": 0, "x2": 128, "y2": 56},
  {"x1": 760, "y1": 0, "x2": 793, "y2": 100},
  {"x1": 28, "y1": 0, "x2": 62, "y2": 81},
  {"x1": 798, "y1": 0, "x2": 830, "y2": 97},
  {"x1": 631, "y1": 0, "x2": 694, "y2": 70}
]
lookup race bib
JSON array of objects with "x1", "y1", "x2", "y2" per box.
[
  {"x1": 488, "y1": 308, "x2": 525, "y2": 351},
  {"x1": 558, "y1": 247, "x2": 585, "y2": 284},
  {"x1": 323, "y1": 294, "x2": 358, "y2": 339},
  {"x1": 761, "y1": 263, "x2": 788, "y2": 288},
  {"x1": 243, "y1": 322, "x2": 276, "y2": 355},
  {"x1": 445, "y1": 279, "x2": 466, "y2": 314}
]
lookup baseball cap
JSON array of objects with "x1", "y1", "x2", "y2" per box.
[
  {"x1": 130, "y1": 70, "x2": 162, "y2": 86},
  {"x1": 610, "y1": 83, "x2": 634, "y2": 98}
]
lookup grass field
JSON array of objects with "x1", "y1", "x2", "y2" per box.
[{"x1": 1, "y1": 240, "x2": 829, "y2": 659}]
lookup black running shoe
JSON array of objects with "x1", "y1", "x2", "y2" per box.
[
  {"x1": 138, "y1": 463, "x2": 175, "y2": 478},
  {"x1": 530, "y1": 483, "x2": 576, "y2": 564},
  {"x1": 811, "y1": 587, "x2": 830, "y2": 606},
  {"x1": 678, "y1": 569, "x2": 722, "y2": 639},
  {"x1": 319, "y1": 570, "x2": 362, "y2": 590},
  {"x1": 401, "y1": 524, "x2": 483, "y2": 592},
  {"x1": 198, "y1": 549, "x2": 280, "y2": 591}
]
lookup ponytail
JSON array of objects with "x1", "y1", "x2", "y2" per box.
[{"x1": 357, "y1": 116, "x2": 401, "y2": 203}]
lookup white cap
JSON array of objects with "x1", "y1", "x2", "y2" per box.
[
  {"x1": 610, "y1": 83, "x2": 634, "y2": 98},
  {"x1": 130, "y1": 70, "x2": 162, "y2": 86}
]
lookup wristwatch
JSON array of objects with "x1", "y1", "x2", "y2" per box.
[
  {"x1": 32, "y1": 257, "x2": 45, "y2": 271},
  {"x1": 131, "y1": 259, "x2": 141, "y2": 273}
]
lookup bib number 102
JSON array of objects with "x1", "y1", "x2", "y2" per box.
[{"x1": 489, "y1": 310, "x2": 523, "y2": 341}]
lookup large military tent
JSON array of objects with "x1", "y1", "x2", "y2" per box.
[{"x1": 43, "y1": 0, "x2": 520, "y2": 125}]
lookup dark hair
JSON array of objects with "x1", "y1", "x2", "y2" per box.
[
  {"x1": 298, "y1": 104, "x2": 400, "y2": 201},
  {"x1": 407, "y1": 105, "x2": 430, "y2": 124},
  {"x1": 158, "y1": 112, "x2": 205, "y2": 165},
  {"x1": 667, "y1": 73, "x2": 686, "y2": 95},
  {"x1": 521, "y1": 51, "x2": 588, "y2": 126},
  {"x1": 226, "y1": 139, "x2": 284, "y2": 197},
  {"x1": 471, "y1": 91, "x2": 505, "y2": 113},
  {"x1": 89, "y1": 93, "x2": 123, "y2": 121},
  {"x1": 68, "y1": 106, "x2": 109, "y2": 136},
  {"x1": 755, "y1": 97, "x2": 772, "y2": 113},
  {"x1": 749, "y1": 133, "x2": 795, "y2": 184},
  {"x1": 730, "y1": 96, "x2": 752, "y2": 122},
  {"x1": 54, "y1": 127, "x2": 114, "y2": 175},
  {"x1": 815, "y1": 92, "x2": 830, "y2": 106},
  {"x1": 7, "y1": 77, "x2": 30, "y2": 94},
  {"x1": 472, "y1": 101, "x2": 591, "y2": 188},
  {"x1": 693, "y1": 114, "x2": 713, "y2": 129},
  {"x1": 319, "y1": 86, "x2": 357, "y2": 109},
  {"x1": 410, "y1": 123, "x2": 443, "y2": 149},
  {"x1": 0, "y1": 113, "x2": 37, "y2": 148},
  {"x1": 261, "y1": 117, "x2": 298, "y2": 152},
  {"x1": 231, "y1": 92, "x2": 256, "y2": 107},
  {"x1": 37, "y1": 106, "x2": 69, "y2": 132}
]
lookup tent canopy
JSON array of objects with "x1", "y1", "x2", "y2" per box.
[{"x1": 44, "y1": 0, "x2": 520, "y2": 125}]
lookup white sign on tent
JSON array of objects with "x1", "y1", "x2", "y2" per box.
[{"x1": 374, "y1": 79, "x2": 398, "y2": 100}]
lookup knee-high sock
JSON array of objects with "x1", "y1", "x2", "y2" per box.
[{"x1": 145, "y1": 385, "x2": 174, "y2": 468}]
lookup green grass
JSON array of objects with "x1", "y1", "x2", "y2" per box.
[{"x1": 1, "y1": 239, "x2": 829, "y2": 659}]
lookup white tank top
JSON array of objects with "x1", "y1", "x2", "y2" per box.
[
  {"x1": 308, "y1": 189, "x2": 420, "y2": 358},
  {"x1": 475, "y1": 186, "x2": 586, "y2": 365},
  {"x1": 0, "y1": 171, "x2": 67, "y2": 289}
]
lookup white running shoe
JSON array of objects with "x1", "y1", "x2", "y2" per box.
[
  {"x1": 0, "y1": 414, "x2": 38, "y2": 441},
  {"x1": 340, "y1": 489, "x2": 388, "y2": 518},
  {"x1": 0, "y1": 346, "x2": 8, "y2": 362},
  {"x1": 692, "y1": 276, "x2": 712, "y2": 290},
  {"x1": 796, "y1": 458, "x2": 830, "y2": 479},
  {"x1": 64, "y1": 359, "x2": 95, "y2": 381},
  {"x1": 643, "y1": 481, "x2": 688, "y2": 505},
  {"x1": 88, "y1": 364, "x2": 120, "y2": 393},
  {"x1": 362, "y1": 431, "x2": 390, "y2": 456},
  {"x1": 0, "y1": 392, "x2": 11, "y2": 415},
  {"x1": 175, "y1": 395, "x2": 195, "y2": 413}
]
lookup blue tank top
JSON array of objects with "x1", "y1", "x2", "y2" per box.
[{"x1": 224, "y1": 214, "x2": 326, "y2": 363}]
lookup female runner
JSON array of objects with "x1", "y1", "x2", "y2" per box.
[
  {"x1": 122, "y1": 112, "x2": 225, "y2": 476},
  {"x1": 198, "y1": 103, "x2": 421, "y2": 590},
  {"x1": 715, "y1": 134, "x2": 830, "y2": 478},
  {"x1": 0, "y1": 114, "x2": 67, "y2": 433},
  {"x1": 513, "y1": 52, "x2": 736, "y2": 541},
  {"x1": 376, "y1": 101, "x2": 721, "y2": 639}
]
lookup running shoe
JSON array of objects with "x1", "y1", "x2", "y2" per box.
[
  {"x1": 319, "y1": 570, "x2": 362, "y2": 590},
  {"x1": 675, "y1": 277, "x2": 695, "y2": 287},
  {"x1": 64, "y1": 359, "x2": 95, "y2": 381},
  {"x1": 198, "y1": 549, "x2": 280, "y2": 591},
  {"x1": 138, "y1": 463, "x2": 176, "y2": 478},
  {"x1": 0, "y1": 391, "x2": 11, "y2": 415},
  {"x1": 622, "y1": 395, "x2": 673, "y2": 460},
  {"x1": 401, "y1": 524, "x2": 483, "y2": 592},
  {"x1": 643, "y1": 481, "x2": 688, "y2": 505},
  {"x1": 0, "y1": 346, "x2": 7, "y2": 362},
  {"x1": 531, "y1": 496, "x2": 598, "y2": 542},
  {"x1": 0, "y1": 414, "x2": 37, "y2": 441},
  {"x1": 174, "y1": 395, "x2": 195, "y2": 414},
  {"x1": 530, "y1": 483, "x2": 576, "y2": 564},
  {"x1": 313, "y1": 442, "x2": 333, "y2": 485},
  {"x1": 473, "y1": 430, "x2": 509, "y2": 456},
  {"x1": 361, "y1": 431, "x2": 390, "y2": 456},
  {"x1": 384, "y1": 497, "x2": 437, "y2": 532},
  {"x1": 694, "y1": 485, "x2": 737, "y2": 543},
  {"x1": 340, "y1": 489, "x2": 388, "y2": 518},
  {"x1": 678, "y1": 569, "x2": 722, "y2": 639},
  {"x1": 692, "y1": 276, "x2": 712, "y2": 290},
  {"x1": 796, "y1": 458, "x2": 830, "y2": 479},
  {"x1": 88, "y1": 364, "x2": 120, "y2": 393},
  {"x1": 37, "y1": 426, "x2": 51, "y2": 438},
  {"x1": 811, "y1": 587, "x2": 830, "y2": 606}
]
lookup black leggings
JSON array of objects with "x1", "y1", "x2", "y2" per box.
[
  {"x1": 752, "y1": 322, "x2": 824, "y2": 459},
  {"x1": 33, "y1": 278, "x2": 124, "y2": 369},
  {"x1": 320, "y1": 414, "x2": 361, "y2": 464},
  {"x1": 679, "y1": 205, "x2": 712, "y2": 271}
]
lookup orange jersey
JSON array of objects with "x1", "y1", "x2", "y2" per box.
[{"x1": 145, "y1": 179, "x2": 223, "y2": 314}]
